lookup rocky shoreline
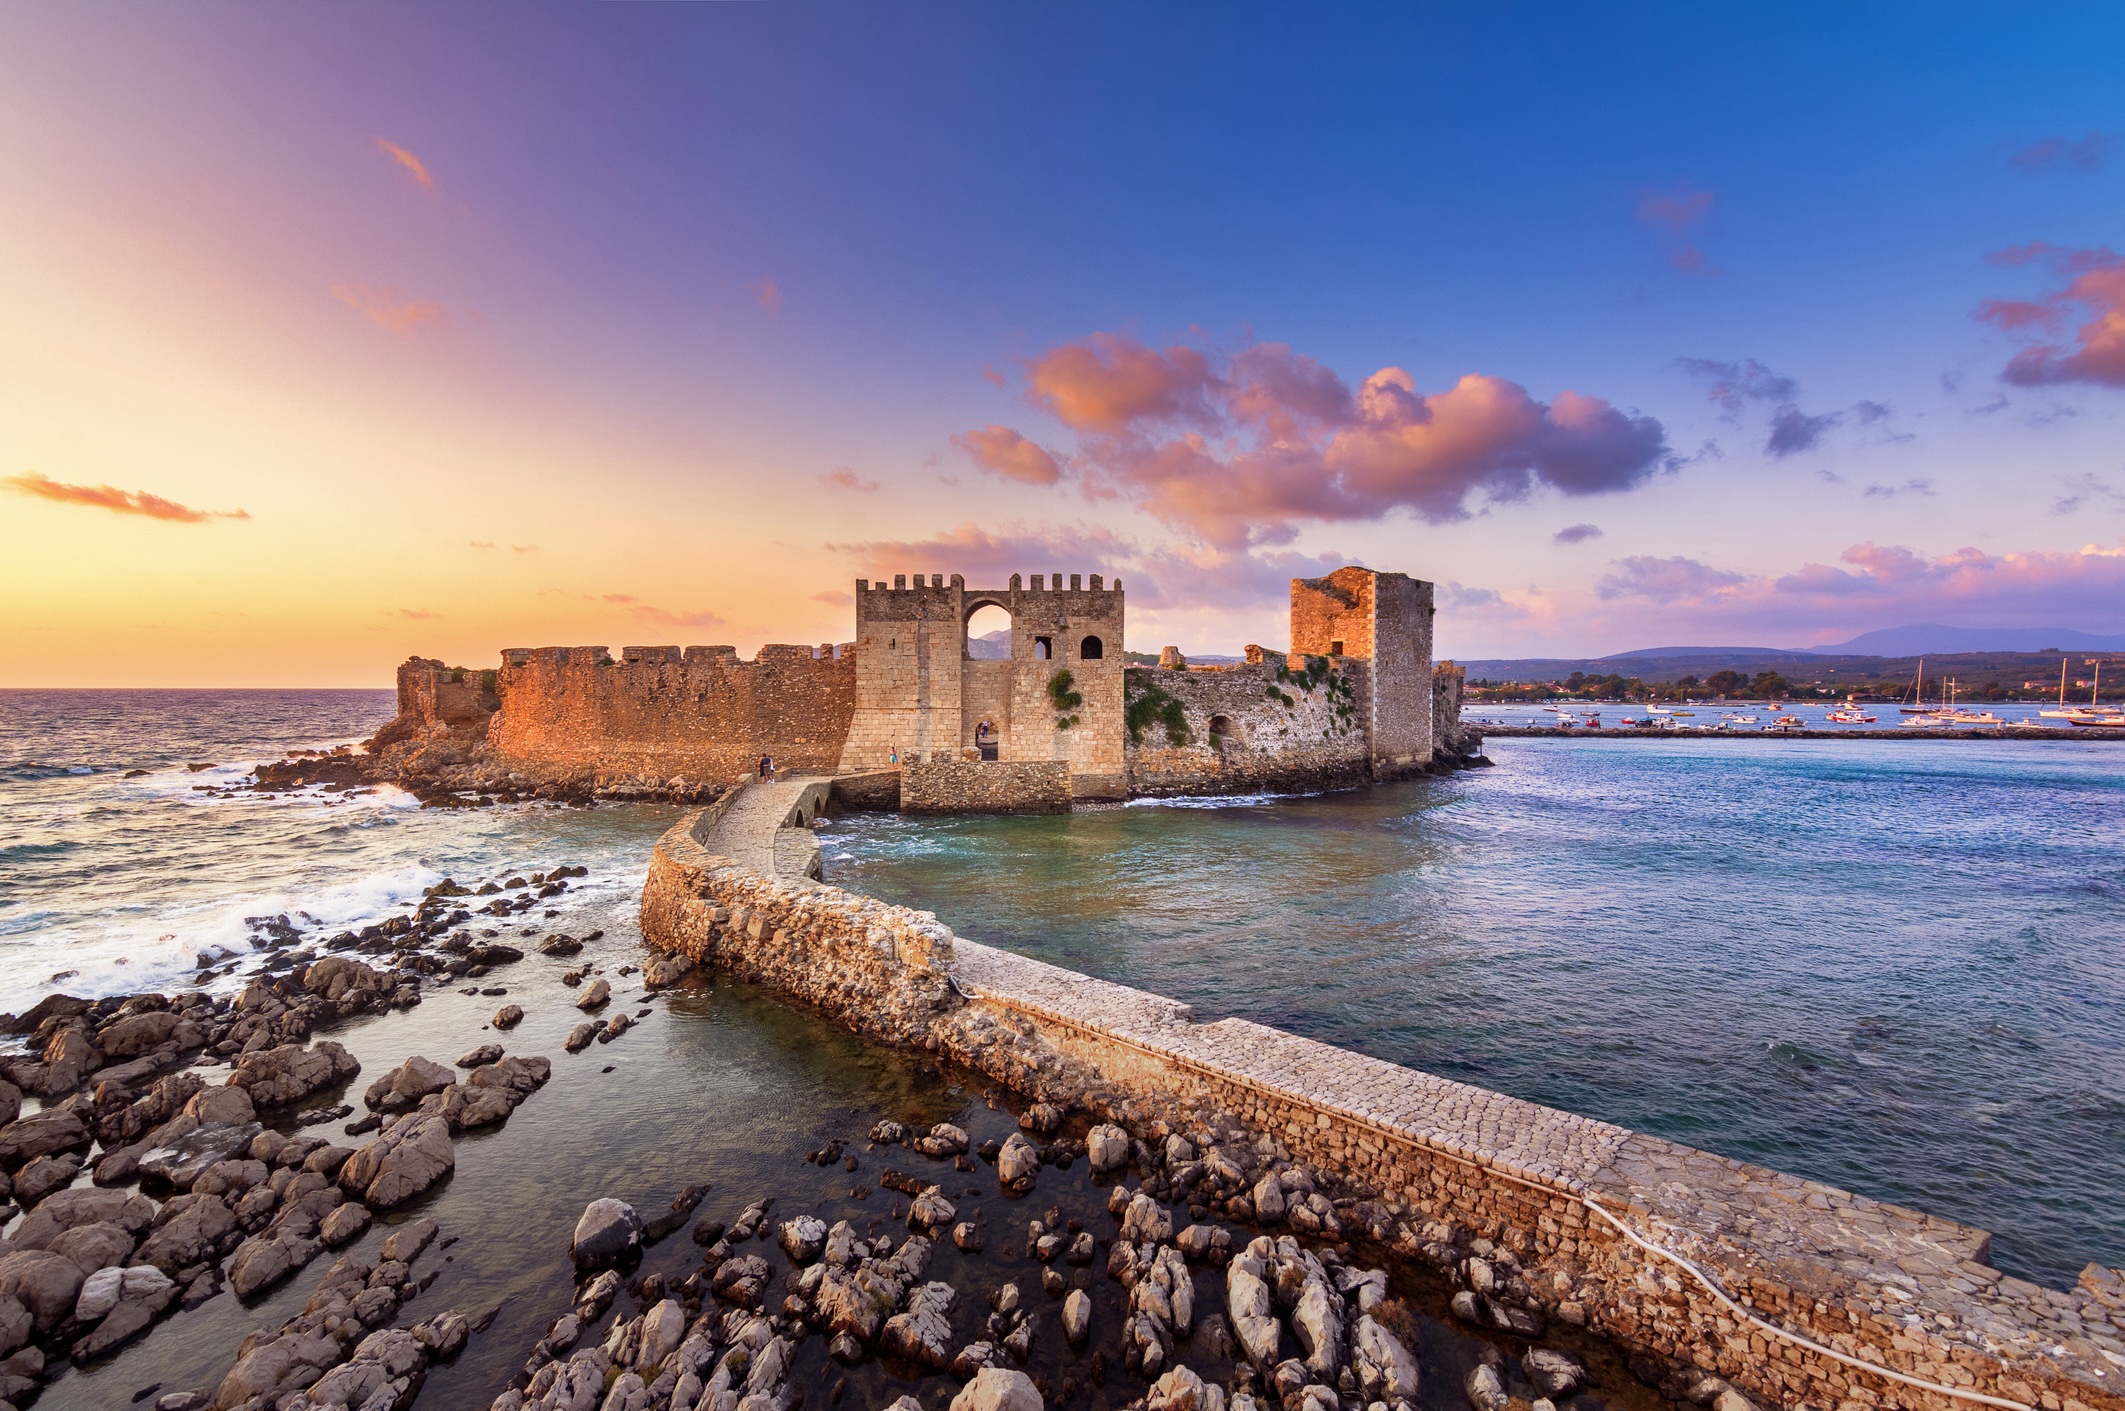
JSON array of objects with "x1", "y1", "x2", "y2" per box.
[
  {"x1": 0, "y1": 835, "x2": 1722, "y2": 1411},
  {"x1": 0, "y1": 860, "x2": 626, "y2": 1408},
  {"x1": 480, "y1": 1082, "x2": 1681, "y2": 1411}
]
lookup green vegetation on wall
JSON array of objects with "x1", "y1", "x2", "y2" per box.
[
  {"x1": 1124, "y1": 672, "x2": 1190, "y2": 747},
  {"x1": 1048, "y1": 669, "x2": 1083, "y2": 730}
]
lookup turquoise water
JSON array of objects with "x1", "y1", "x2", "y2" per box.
[
  {"x1": 4, "y1": 693, "x2": 2119, "y2": 1288},
  {"x1": 825, "y1": 737, "x2": 2125, "y2": 1288}
]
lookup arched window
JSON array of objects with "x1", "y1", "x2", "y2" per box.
[
  {"x1": 1079, "y1": 635, "x2": 1104, "y2": 660},
  {"x1": 964, "y1": 603, "x2": 1011, "y2": 660},
  {"x1": 1033, "y1": 637, "x2": 1052, "y2": 660}
]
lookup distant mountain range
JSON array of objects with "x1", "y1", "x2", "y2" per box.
[
  {"x1": 1801, "y1": 624, "x2": 2125, "y2": 654},
  {"x1": 1457, "y1": 624, "x2": 2125, "y2": 685}
]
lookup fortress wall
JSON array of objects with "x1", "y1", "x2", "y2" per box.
[
  {"x1": 901, "y1": 759, "x2": 1071, "y2": 814},
  {"x1": 483, "y1": 644, "x2": 855, "y2": 784},
  {"x1": 372, "y1": 658, "x2": 500, "y2": 751},
  {"x1": 1433, "y1": 660, "x2": 1471, "y2": 756},
  {"x1": 1123, "y1": 656, "x2": 1372, "y2": 796},
  {"x1": 642, "y1": 810, "x2": 2125, "y2": 1411}
]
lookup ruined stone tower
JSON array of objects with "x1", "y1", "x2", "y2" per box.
[{"x1": 1289, "y1": 566, "x2": 1436, "y2": 779}]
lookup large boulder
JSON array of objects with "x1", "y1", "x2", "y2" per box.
[
  {"x1": 184, "y1": 1084, "x2": 258, "y2": 1127},
  {"x1": 950, "y1": 1367, "x2": 1043, "y2": 1411},
  {"x1": 95, "y1": 1010, "x2": 185, "y2": 1060},
  {"x1": 1086, "y1": 1124, "x2": 1130, "y2": 1175},
  {"x1": 0, "y1": 1108, "x2": 90, "y2": 1170},
  {"x1": 228, "y1": 1042, "x2": 360, "y2": 1108},
  {"x1": 47, "y1": 1222, "x2": 136, "y2": 1276},
  {"x1": 1353, "y1": 1315, "x2": 1420, "y2": 1402},
  {"x1": 302, "y1": 957, "x2": 386, "y2": 1006},
  {"x1": 135, "y1": 1194, "x2": 239, "y2": 1273},
  {"x1": 570, "y1": 1199, "x2": 641, "y2": 1271},
  {"x1": 138, "y1": 1119, "x2": 262, "y2": 1189},
  {"x1": 880, "y1": 1281, "x2": 956, "y2": 1368},
  {"x1": 364, "y1": 1055, "x2": 457, "y2": 1113},
  {"x1": 997, "y1": 1133, "x2": 1041, "y2": 1189},
  {"x1": 7, "y1": 1188, "x2": 156, "y2": 1249},
  {"x1": 338, "y1": 1113, "x2": 455, "y2": 1208},
  {"x1": 0, "y1": 1249, "x2": 86, "y2": 1330}
]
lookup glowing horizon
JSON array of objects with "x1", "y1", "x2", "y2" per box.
[{"x1": 3, "y1": 5, "x2": 2121, "y2": 687}]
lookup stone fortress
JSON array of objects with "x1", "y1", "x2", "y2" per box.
[{"x1": 378, "y1": 565, "x2": 1480, "y2": 811}]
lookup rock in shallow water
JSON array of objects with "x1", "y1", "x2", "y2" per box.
[{"x1": 570, "y1": 1198, "x2": 641, "y2": 1271}]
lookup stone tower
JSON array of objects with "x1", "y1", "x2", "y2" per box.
[
  {"x1": 1289, "y1": 566, "x2": 1436, "y2": 777},
  {"x1": 839, "y1": 572, "x2": 1127, "y2": 799}
]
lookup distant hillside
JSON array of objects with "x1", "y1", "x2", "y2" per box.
[
  {"x1": 1459, "y1": 647, "x2": 2122, "y2": 687},
  {"x1": 1807, "y1": 623, "x2": 2125, "y2": 654}
]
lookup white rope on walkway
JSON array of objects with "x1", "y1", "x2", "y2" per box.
[{"x1": 1580, "y1": 1196, "x2": 2035, "y2": 1411}]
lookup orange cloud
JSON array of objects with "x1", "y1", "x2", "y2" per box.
[
  {"x1": 375, "y1": 138, "x2": 434, "y2": 191},
  {"x1": 1027, "y1": 333, "x2": 1219, "y2": 432},
  {"x1": 331, "y1": 283, "x2": 446, "y2": 334},
  {"x1": 968, "y1": 332, "x2": 1671, "y2": 547},
  {"x1": 819, "y1": 467, "x2": 879, "y2": 493},
  {"x1": 4, "y1": 472, "x2": 249, "y2": 523},
  {"x1": 627, "y1": 603, "x2": 727, "y2": 629},
  {"x1": 951, "y1": 426, "x2": 1064, "y2": 485},
  {"x1": 1978, "y1": 244, "x2": 2125, "y2": 388},
  {"x1": 756, "y1": 277, "x2": 781, "y2": 312},
  {"x1": 385, "y1": 608, "x2": 438, "y2": 619}
]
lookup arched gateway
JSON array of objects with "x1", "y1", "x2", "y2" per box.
[{"x1": 837, "y1": 572, "x2": 1129, "y2": 800}]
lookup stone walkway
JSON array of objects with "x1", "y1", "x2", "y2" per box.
[{"x1": 695, "y1": 778, "x2": 828, "y2": 880}]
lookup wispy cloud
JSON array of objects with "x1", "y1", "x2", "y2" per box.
[
  {"x1": 375, "y1": 137, "x2": 434, "y2": 191},
  {"x1": 1634, "y1": 184, "x2": 1724, "y2": 276},
  {"x1": 1596, "y1": 555, "x2": 1747, "y2": 603},
  {"x1": 4, "y1": 472, "x2": 249, "y2": 523},
  {"x1": 812, "y1": 589, "x2": 855, "y2": 607},
  {"x1": 331, "y1": 283, "x2": 446, "y2": 334},
  {"x1": 1553, "y1": 523, "x2": 1603, "y2": 544},
  {"x1": 2053, "y1": 473, "x2": 2125, "y2": 514},
  {"x1": 1862, "y1": 478, "x2": 1935, "y2": 499},
  {"x1": 512, "y1": 544, "x2": 540, "y2": 554},
  {"x1": 468, "y1": 540, "x2": 496, "y2": 549},
  {"x1": 2007, "y1": 132, "x2": 2115, "y2": 175},
  {"x1": 626, "y1": 603, "x2": 727, "y2": 629},
  {"x1": 1675, "y1": 357, "x2": 1898, "y2": 459},
  {"x1": 385, "y1": 608, "x2": 438, "y2": 620},
  {"x1": 819, "y1": 467, "x2": 879, "y2": 493},
  {"x1": 1635, "y1": 184, "x2": 1714, "y2": 233},
  {"x1": 755, "y1": 277, "x2": 781, "y2": 312}
]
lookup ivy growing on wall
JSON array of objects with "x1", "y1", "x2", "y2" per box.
[
  {"x1": 1123, "y1": 673, "x2": 1190, "y2": 746},
  {"x1": 1048, "y1": 669, "x2": 1083, "y2": 730}
]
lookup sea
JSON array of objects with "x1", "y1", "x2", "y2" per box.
[{"x1": 2, "y1": 688, "x2": 2121, "y2": 1310}]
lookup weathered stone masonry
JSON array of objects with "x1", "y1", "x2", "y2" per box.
[
  {"x1": 641, "y1": 804, "x2": 2125, "y2": 1411},
  {"x1": 377, "y1": 563, "x2": 1479, "y2": 806}
]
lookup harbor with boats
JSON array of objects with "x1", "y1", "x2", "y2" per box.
[{"x1": 1472, "y1": 655, "x2": 2125, "y2": 738}]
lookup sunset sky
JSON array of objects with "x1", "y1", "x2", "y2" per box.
[{"x1": 3, "y1": 4, "x2": 2122, "y2": 686}]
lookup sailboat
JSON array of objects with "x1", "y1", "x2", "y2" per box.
[
  {"x1": 2039, "y1": 659, "x2": 2077, "y2": 719},
  {"x1": 1897, "y1": 658, "x2": 1938, "y2": 714},
  {"x1": 2066, "y1": 659, "x2": 2125, "y2": 727}
]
